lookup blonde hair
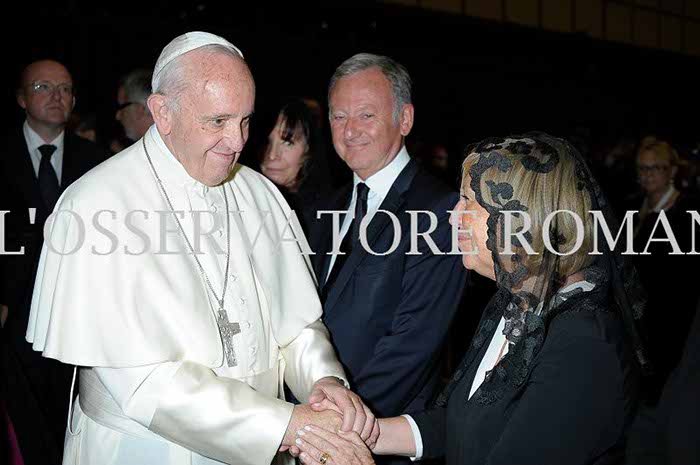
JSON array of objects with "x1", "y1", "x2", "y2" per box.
[
  {"x1": 636, "y1": 140, "x2": 680, "y2": 167},
  {"x1": 462, "y1": 148, "x2": 594, "y2": 278}
]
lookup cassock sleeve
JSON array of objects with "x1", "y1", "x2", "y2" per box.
[
  {"x1": 95, "y1": 361, "x2": 294, "y2": 465},
  {"x1": 281, "y1": 319, "x2": 348, "y2": 401},
  {"x1": 350, "y1": 203, "x2": 466, "y2": 416}
]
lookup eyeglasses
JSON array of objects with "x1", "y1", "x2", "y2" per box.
[
  {"x1": 29, "y1": 81, "x2": 74, "y2": 97},
  {"x1": 637, "y1": 164, "x2": 671, "y2": 174}
]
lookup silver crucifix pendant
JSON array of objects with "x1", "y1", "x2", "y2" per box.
[{"x1": 217, "y1": 308, "x2": 241, "y2": 367}]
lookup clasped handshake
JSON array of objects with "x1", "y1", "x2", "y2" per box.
[{"x1": 280, "y1": 376, "x2": 378, "y2": 463}]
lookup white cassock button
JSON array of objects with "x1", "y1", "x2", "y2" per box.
[
  {"x1": 216, "y1": 229, "x2": 223, "y2": 238},
  {"x1": 211, "y1": 204, "x2": 218, "y2": 213},
  {"x1": 244, "y1": 320, "x2": 252, "y2": 329},
  {"x1": 240, "y1": 297, "x2": 246, "y2": 305},
  {"x1": 249, "y1": 346, "x2": 257, "y2": 355},
  {"x1": 231, "y1": 274, "x2": 238, "y2": 281}
]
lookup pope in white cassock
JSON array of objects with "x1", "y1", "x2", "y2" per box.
[{"x1": 25, "y1": 32, "x2": 378, "y2": 465}]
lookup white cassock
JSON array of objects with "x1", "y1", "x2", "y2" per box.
[{"x1": 26, "y1": 125, "x2": 347, "y2": 465}]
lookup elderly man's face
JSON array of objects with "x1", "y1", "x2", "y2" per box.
[
  {"x1": 166, "y1": 52, "x2": 255, "y2": 186},
  {"x1": 329, "y1": 67, "x2": 412, "y2": 180},
  {"x1": 18, "y1": 60, "x2": 74, "y2": 129}
]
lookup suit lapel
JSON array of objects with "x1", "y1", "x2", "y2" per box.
[
  {"x1": 323, "y1": 159, "x2": 420, "y2": 314},
  {"x1": 61, "y1": 134, "x2": 83, "y2": 190}
]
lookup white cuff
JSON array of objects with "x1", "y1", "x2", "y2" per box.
[{"x1": 401, "y1": 414, "x2": 423, "y2": 461}]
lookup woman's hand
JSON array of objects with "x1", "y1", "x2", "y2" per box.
[
  {"x1": 310, "y1": 398, "x2": 380, "y2": 448},
  {"x1": 295, "y1": 424, "x2": 375, "y2": 465}
]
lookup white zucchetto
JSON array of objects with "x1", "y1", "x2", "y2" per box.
[{"x1": 152, "y1": 31, "x2": 244, "y2": 91}]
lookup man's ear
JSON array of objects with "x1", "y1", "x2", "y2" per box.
[
  {"x1": 16, "y1": 91, "x2": 26, "y2": 110},
  {"x1": 399, "y1": 103, "x2": 414, "y2": 137},
  {"x1": 147, "y1": 94, "x2": 173, "y2": 135}
]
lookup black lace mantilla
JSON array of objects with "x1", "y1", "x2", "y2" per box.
[{"x1": 436, "y1": 132, "x2": 649, "y2": 407}]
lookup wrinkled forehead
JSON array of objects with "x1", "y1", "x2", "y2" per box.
[
  {"x1": 330, "y1": 68, "x2": 393, "y2": 106},
  {"x1": 177, "y1": 54, "x2": 254, "y2": 108},
  {"x1": 187, "y1": 51, "x2": 253, "y2": 90}
]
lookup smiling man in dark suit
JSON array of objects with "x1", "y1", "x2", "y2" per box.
[
  {"x1": 308, "y1": 54, "x2": 466, "y2": 460},
  {"x1": 0, "y1": 59, "x2": 105, "y2": 465}
]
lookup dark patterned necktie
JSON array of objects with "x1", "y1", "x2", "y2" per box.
[
  {"x1": 323, "y1": 182, "x2": 370, "y2": 298},
  {"x1": 38, "y1": 144, "x2": 60, "y2": 210}
]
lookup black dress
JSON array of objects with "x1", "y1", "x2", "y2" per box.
[
  {"x1": 626, "y1": 301, "x2": 700, "y2": 464},
  {"x1": 630, "y1": 193, "x2": 700, "y2": 402},
  {"x1": 412, "y1": 290, "x2": 640, "y2": 465}
]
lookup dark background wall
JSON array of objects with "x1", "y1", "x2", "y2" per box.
[{"x1": 4, "y1": 1, "x2": 700, "y2": 168}]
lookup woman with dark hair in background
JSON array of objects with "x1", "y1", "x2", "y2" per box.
[{"x1": 259, "y1": 97, "x2": 332, "y2": 233}]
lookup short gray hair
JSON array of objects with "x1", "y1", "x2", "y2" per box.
[
  {"x1": 328, "y1": 53, "x2": 412, "y2": 122},
  {"x1": 121, "y1": 69, "x2": 152, "y2": 112},
  {"x1": 152, "y1": 44, "x2": 242, "y2": 113}
]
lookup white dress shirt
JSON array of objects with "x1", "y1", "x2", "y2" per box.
[
  {"x1": 325, "y1": 146, "x2": 411, "y2": 281},
  {"x1": 23, "y1": 120, "x2": 65, "y2": 184}
]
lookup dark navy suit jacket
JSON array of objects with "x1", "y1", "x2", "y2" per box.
[
  {"x1": 308, "y1": 158, "x2": 466, "y2": 418},
  {"x1": 0, "y1": 128, "x2": 106, "y2": 465}
]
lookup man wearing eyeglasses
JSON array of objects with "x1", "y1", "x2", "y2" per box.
[
  {"x1": 0, "y1": 59, "x2": 106, "y2": 465},
  {"x1": 116, "y1": 69, "x2": 154, "y2": 141}
]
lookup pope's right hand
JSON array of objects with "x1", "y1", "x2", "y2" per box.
[{"x1": 281, "y1": 404, "x2": 342, "y2": 452}]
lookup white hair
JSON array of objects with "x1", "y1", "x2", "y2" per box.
[
  {"x1": 121, "y1": 69, "x2": 152, "y2": 114},
  {"x1": 328, "y1": 53, "x2": 412, "y2": 123}
]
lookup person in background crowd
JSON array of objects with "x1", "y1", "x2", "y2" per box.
[
  {"x1": 629, "y1": 139, "x2": 700, "y2": 403},
  {"x1": 0, "y1": 58, "x2": 106, "y2": 465},
  {"x1": 414, "y1": 141, "x2": 452, "y2": 185},
  {"x1": 73, "y1": 112, "x2": 97, "y2": 143},
  {"x1": 116, "y1": 68, "x2": 154, "y2": 141},
  {"x1": 260, "y1": 97, "x2": 332, "y2": 232}
]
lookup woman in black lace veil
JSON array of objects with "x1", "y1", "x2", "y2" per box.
[{"x1": 292, "y1": 133, "x2": 648, "y2": 465}]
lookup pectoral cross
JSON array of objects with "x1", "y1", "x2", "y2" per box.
[{"x1": 217, "y1": 308, "x2": 241, "y2": 367}]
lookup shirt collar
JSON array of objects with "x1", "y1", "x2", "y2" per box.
[
  {"x1": 145, "y1": 125, "x2": 210, "y2": 193},
  {"x1": 23, "y1": 120, "x2": 65, "y2": 153},
  {"x1": 353, "y1": 145, "x2": 411, "y2": 199}
]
